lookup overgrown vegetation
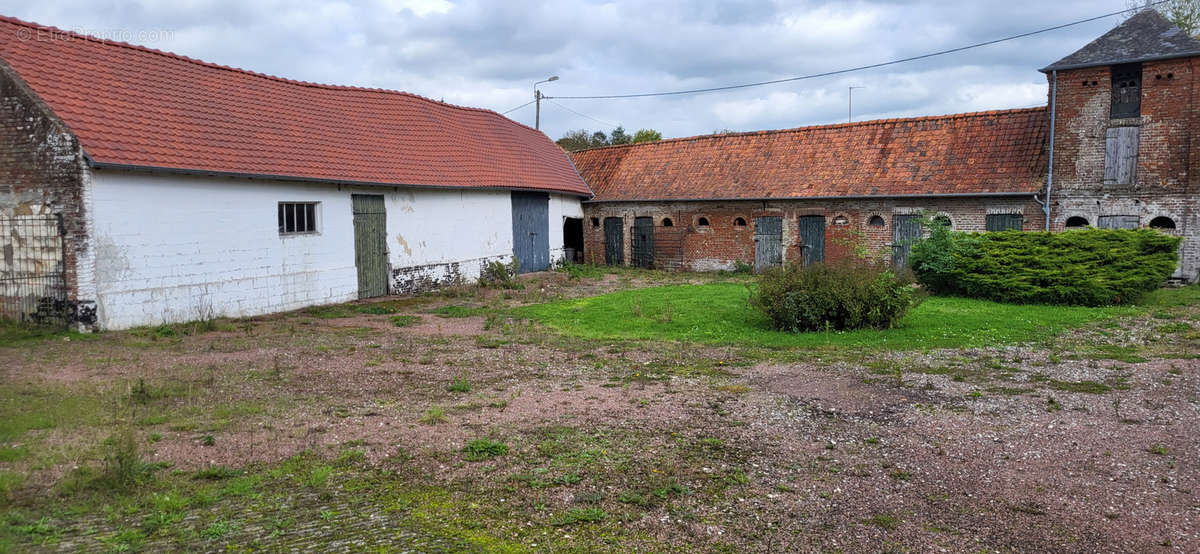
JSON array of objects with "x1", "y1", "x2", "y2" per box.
[
  {"x1": 479, "y1": 259, "x2": 523, "y2": 289},
  {"x1": 910, "y1": 226, "x2": 1181, "y2": 306},
  {"x1": 750, "y1": 261, "x2": 921, "y2": 332}
]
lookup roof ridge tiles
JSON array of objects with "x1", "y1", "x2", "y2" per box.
[
  {"x1": 575, "y1": 106, "x2": 1048, "y2": 153},
  {"x1": 0, "y1": 14, "x2": 533, "y2": 128}
]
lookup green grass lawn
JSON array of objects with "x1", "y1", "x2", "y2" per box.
[{"x1": 511, "y1": 283, "x2": 1196, "y2": 350}]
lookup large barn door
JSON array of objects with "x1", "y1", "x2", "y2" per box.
[
  {"x1": 797, "y1": 215, "x2": 825, "y2": 265},
  {"x1": 632, "y1": 217, "x2": 655, "y2": 268},
  {"x1": 352, "y1": 194, "x2": 389, "y2": 298},
  {"x1": 754, "y1": 216, "x2": 783, "y2": 272},
  {"x1": 891, "y1": 214, "x2": 922, "y2": 269},
  {"x1": 603, "y1": 217, "x2": 624, "y2": 265},
  {"x1": 511, "y1": 192, "x2": 550, "y2": 273}
]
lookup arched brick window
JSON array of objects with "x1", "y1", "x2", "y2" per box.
[
  {"x1": 662, "y1": 218, "x2": 673, "y2": 227},
  {"x1": 868, "y1": 215, "x2": 885, "y2": 227},
  {"x1": 697, "y1": 217, "x2": 710, "y2": 227},
  {"x1": 733, "y1": 217, "x2": 747, "y2": 227},
  {"x1": 1065, "y1": 216, "x2": 1089, "y2": 228},
  {"x1": 1149, "y1": 216, "x2": 1177, "y2": 230}
]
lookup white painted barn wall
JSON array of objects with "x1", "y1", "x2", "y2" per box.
[
  {"x1": 89, "y1": 172, "x2": 361, "y2": 329},
  {"x1": 87, "y1": 171, "x2": 585, "y2": 329},
  {"x1": 385, "y1": 188, "x2": 515, "y2": 292}
]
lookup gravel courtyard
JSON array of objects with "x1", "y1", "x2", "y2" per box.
[{"x1": 1, "y1": 269, "x2": 1197, "y2": 552}]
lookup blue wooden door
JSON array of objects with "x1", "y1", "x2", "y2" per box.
[
  {"x1": 754, "y1": 216, "x2": 783, "y2": 272},
  {"x1": 511, "y1": 192, "x2": 550, "y2": 273},
  {"x1": 797, "y1": 215, "x2": 825, "y2": 265},
  {"x1": 632, "y1": 217, "x2": 655, "y2": 268},
  {"x1": 603, "y1": 217, "x2": 624, "y2": 265},
  {"x1": 892, "y1": 214, "x2": 922, "y2": 268}
]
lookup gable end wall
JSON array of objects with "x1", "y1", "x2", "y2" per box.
[{"x1": 0, "y1": 58, "x2": 96, "y2": 326}]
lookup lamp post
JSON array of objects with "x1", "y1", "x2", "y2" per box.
[{"x1": 534, "y1": 75, "x2": 558, "y2": 130}]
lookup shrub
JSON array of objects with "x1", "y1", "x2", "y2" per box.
[
  {"x1": 910, "y1": 228, "x2": 1181, "y2": 306},
  {"x1": 480, "y1": 258, "x2": 522, "y2": 289},
  {"x1": 750, "y1": 261, "x2": 920, "y2": 332}
]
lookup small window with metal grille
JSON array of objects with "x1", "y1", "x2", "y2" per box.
[
  {"x1": 279, "y1": 202, "x2": 319, "y2": 234},
  {"x1": 1111, "y1": 63, "x2": 1142, "y2": 119}
]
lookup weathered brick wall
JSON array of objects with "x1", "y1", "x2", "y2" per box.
[
  {"x1": 583, "y1": 197, "x2": 1044, "y2": 270},
  {"x1": 0, "y1": 60, "x2": 95, "y2": 325},
  {"x1": 1048, "y1": 58, "x2": 1200, "y2": 280}
]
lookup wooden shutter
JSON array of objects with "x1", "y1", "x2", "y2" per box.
[
  {"x1": 1097, "y1": 215, "x2": 1139, "y2": 229},
  {"x1": 985, "y1": 214, "x2": 1023, "y2": 232},
  {"x1": 1104, "y1": 127, "x2": 1139, "y2": 185}
]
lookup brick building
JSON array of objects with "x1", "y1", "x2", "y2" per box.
[
  {"x1": 572, "y1": 11, "x2": 1197, "y2": 281},
  {"x1": 0, "y1": 16, "x2": 591, "y2": 329}
]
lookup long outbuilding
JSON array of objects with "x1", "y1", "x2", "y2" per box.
[
  {"x1": 572, "y1": 10, "x2": 1197, "y2": 281},
  {"x1": 0, "y1": 15, "x2": 592, "y2": 330}
]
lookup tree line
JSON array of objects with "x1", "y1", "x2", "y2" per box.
[{"x1": 556, "y1": 126, "x2": 662, "y2": 152}]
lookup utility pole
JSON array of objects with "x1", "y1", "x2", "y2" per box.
[
  {"x1": 848, "y1": 86, "x2": 865, "y2": 123},
  {"x1": 535, "y1": 89, "x2": 542, "y2": 130},
  {"x1": 534, "y1": 76, "x2": 558, "y2": 130}
]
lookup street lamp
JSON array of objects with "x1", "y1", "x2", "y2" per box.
[{"x1": 534, "y1": 75, "x2": 559, "y2": 130}]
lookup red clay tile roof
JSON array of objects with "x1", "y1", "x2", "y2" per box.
[
  {"x1": 0, "y1": 16, "x2": 591, "y2": 196},
  {"x1": 572, "y1": 108, "x2": 1049, "y2": 202}
]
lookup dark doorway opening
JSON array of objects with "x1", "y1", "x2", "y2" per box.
[{"x1": 563, "y1": 217, "x2": 584, "y2": 263}]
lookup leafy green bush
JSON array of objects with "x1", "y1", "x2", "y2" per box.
[
  {"x1": 910, "y1": 228, "x2": 1181, "y2": 306},
  {"x1": 750, "y1": 261, "x2": 921, "y2": 332},
  {"x1": 480, "y1": 258, "x2": 523, "y2": 289}
]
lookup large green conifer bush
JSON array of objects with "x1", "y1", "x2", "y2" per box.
[{"x1": 910, "y1": 227, "x2": 1180, "y2": 306}]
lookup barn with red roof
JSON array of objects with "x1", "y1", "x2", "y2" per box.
[{"x1": 0, "y1": 15, "x2": 591, "y2": 329}]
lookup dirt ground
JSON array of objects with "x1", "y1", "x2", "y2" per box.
[{"x1": 1, "y1": 269, "x2": 1197, "y2": 552}]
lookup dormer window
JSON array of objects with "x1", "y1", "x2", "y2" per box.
[{"x1": 1111, "y1": 63, "x2": 1141, "y2": 119}]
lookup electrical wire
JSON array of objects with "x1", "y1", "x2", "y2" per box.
[
  {"x1": 499, "y1": 100, "x2": 532, "y2": 114},
  {"x1": 546, "y1": 2, "x2": 1163, "y2": 100},
  {"x1": 545, "y1": 99, "x2": 620, "y2": 128}
]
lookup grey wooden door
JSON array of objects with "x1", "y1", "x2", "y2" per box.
[
  {"x1": 1097, "y1": 215, "x2": 1140, "y2": 229},
  {"x1": 511, "y1": 192, "x2": 550, "y2": 273},
  {"x1": 603, "y1": 217, "x2": 624, "y2": 265},
  {"x1": 892, "y1": 214, "x2": 922, "y2": 269},
  {"x1": 352, "y1": 194, "x2": 389, "y2": 299},
  {"x1": 754, "y1": 216, "x2": 783, "y2": 272},
  {"x1": 632, "y1": 217, "x2": 655, "y2": 268},
  {"x1": 797, "y1": 215, "x2": 825, "y2": 265}
]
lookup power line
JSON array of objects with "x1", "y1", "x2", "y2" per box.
[
  {"x1": 545, "y1": 99, "x2": 620, "y2": 128},
  {"x1": 547, "y1": 3, "x2": 1160, "y2": 101},
  {"x1": 501, "y1": 99, "x2": 535, "y2": 115}
]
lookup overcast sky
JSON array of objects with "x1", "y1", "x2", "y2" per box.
[{"x1": 1, "y1": 0, "x2": 1133, "y2": 140}]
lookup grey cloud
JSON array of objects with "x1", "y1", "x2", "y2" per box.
[{"x1": 0, "y1": 0, "x2": 1131, "y2": 139}]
